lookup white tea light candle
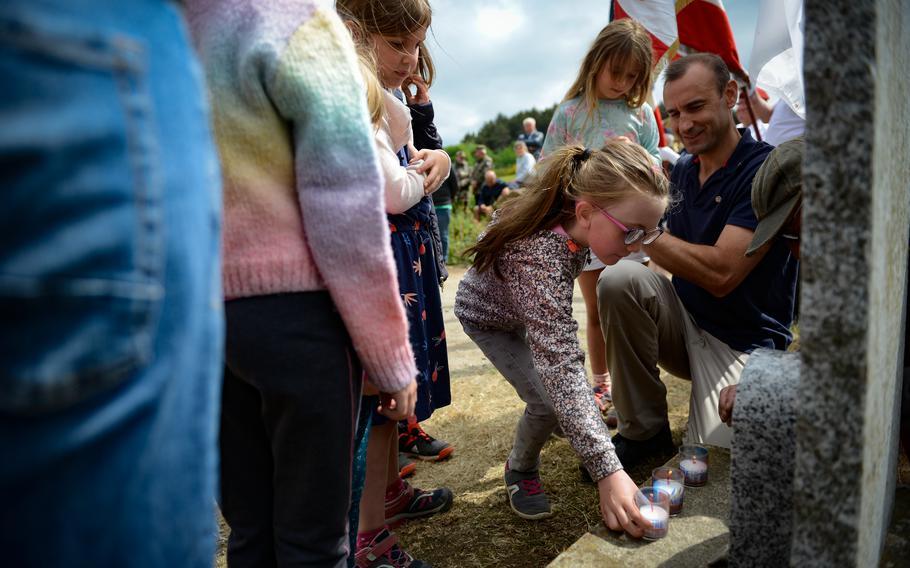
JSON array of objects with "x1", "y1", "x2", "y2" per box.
[
  {"x1": 639, "y1": 505, "x2": 669, "y2": 540},
  {"x1": 651, "y1": 466, "x2": 685, "y2": 515},
  {"x1": 678, "y1": 444, "x2": 709, "y2": 487},
  {"x1": 636, "y1": 487, "x2": 671, "y2": 541},
  {"x1": 680, "y1": 457, "x2": 708, "y2": 486}
]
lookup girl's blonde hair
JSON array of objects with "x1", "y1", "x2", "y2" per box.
[
  {"x1": 357, "y1": 49, "x2": 385, "y2": 127},
  {"x1": 563, "y1": 19, "x2": 653, "y2": 112},
  {"x1": 336, "y1": 0, "x2": 435, "y2": 87},
  {"x1": 467, "y1": 141, "x2": 669, "y2": 277}
]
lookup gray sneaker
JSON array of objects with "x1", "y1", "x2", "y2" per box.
[{"x1": 504, "y1": 463, "x2": 553, "y2": 520}]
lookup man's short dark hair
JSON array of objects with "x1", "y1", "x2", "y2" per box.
[{"x1": 664, "y1": 53, "x2": 731, "y2": 95}]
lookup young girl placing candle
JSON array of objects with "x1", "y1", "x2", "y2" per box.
[{"x1": 455, "y1": 140, "x2": 669, "y2": 535}]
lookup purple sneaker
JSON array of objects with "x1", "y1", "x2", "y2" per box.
[{"x1": 504, "y1": 463, "x2": 552, "y2": 520}]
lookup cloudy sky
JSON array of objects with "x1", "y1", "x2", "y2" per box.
[{"x1": 425, "y1": 1, "x2": 761, "y2": 144}]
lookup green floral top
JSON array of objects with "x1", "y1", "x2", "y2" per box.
[{"x1": 541, "y1": 96, "x2": 660, "y2": 162}]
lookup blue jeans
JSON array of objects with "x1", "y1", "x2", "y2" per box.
[
  {"x1": 435, "y1": 206, "x2": 451, "y2": 263},
  {"x1": 0, "y1": 1, "x2": 223, "y2": 566}
]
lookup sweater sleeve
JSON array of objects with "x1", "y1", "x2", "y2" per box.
[
  {"x1": 408, "y1": 102, "x2": 443, "y2": 150},
  {"x1": 265, "y1": 8, "x2": 415, "y2": 393},
  {"x1": 376, "y1": 128, "x2": 427, "y2": 214},
  {"x1": 500, "y1": 245, "x2": 622, "y2": 480}
]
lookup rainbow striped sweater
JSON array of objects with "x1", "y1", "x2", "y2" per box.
[{"x1": 185, "y1": 0, "x2": 416, "y2": 392}]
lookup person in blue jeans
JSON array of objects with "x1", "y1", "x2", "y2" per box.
[
  {"x1": 431, "y1": 161, "x2": 457, "y2": 263},
  {"x1": 0, "y1": 1, "x2": 223, "y2": 566}
]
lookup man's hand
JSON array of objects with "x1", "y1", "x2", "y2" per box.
[
  {"x1": 598, "y1": 469, "x2": 648, "y2": 539},
  {"x1": 748, "y1": 90, "x2": 774, "y2": 122},
  {"x1": 378, "y1": 379, "x2": 417, "y2": 421},
  {"x1": 718, "y1": 384, "x2": 738, "y2": 426}
]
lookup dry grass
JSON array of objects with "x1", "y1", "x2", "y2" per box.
[
  {"x1": 215, "y1": 266, "x2": 694, "y2": 568},
  {"x1": 391, "y1": 370, "x2": 691, "y2": 568}
]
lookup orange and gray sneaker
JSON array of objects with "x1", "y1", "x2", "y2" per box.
[
  {"x1": 398, "y1": 420, "x2": 454, "y2": 461},
  {"x1": 398, "y1": 453, "x2": 416, "y2": 479}
]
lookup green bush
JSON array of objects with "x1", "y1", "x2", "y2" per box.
[
  {"x1": 446, "y1": 206, "x2": 488, "y2": 266},
  {"x1": 491, "y1": 146, "x2": 516, "y2": 170},
  {"x1": 444, "y1": 143, "x2": 517, "y2": 179},
  {"x1": 461, "y1": 104, "x2": 558, "y2": 152}
]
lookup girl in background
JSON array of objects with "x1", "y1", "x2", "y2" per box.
[
  {"x1": 186, "y1": 1, "x2": 418, "y2": 565},
  {"x1": 541, "y1": 19, "x2": 660, "y2": 410},
  {"x1": 397, "y1": 49, "x2": 455, "y2": 467},
  {"x1": 339, "y1": 1, "x2": 453, "y2": 566},
  {"x1": 455, "y1": 141, "x2": 669, "y2": 533}
]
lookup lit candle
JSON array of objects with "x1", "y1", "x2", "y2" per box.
[
  {"x1": 651, "y1": 466, "x2": 685, "y2": 515},
  {"x1": 639, "y1": 504, "x2": 669, "y2": 540},
  {"x1": 652, "y1": 479, "x2": 684, "y2": 515},
  {"x1": 679, "y1": 457, "x2": 708, "y2": 487}
]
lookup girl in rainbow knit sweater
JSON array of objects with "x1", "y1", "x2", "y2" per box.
[{"x1": 186, "y1": 1, "x2": 418, "y2": 565}]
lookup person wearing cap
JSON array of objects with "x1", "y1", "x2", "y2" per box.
[
  {"x1": 469, "y1": 145, "x2": 494, "y2": 204},
  {"x1": 453, "y1": 150, "x2": 472, "y2": 209},
  {"x1": 745, "y1": 136, "x2": 803, "y2": 259},
  {"x1": 746, "y1": 135, "x2": 804, "y2": 336},
  {"x1": 717, "y1": 136, "x2": 804, "y2": 425},
  {"x1": 596, "y1": 54, "x2": 799, "y2": 466}
]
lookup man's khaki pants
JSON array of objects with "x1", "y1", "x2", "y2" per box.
[{"x1": 597, "y1": 261, "x2": 748, "y2": 448}]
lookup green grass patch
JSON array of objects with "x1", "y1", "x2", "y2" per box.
[{"x1": 447, "y1": 207, "x2": 487, "y2": 267}]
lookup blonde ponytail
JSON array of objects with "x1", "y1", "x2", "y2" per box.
[{"x1": 467, "y1": 140, "x2": 669, "y2": 277}]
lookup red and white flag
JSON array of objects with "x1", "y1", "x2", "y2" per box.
[
  {"x1": 612, "y1": 0, "x2": 679, "y2": 69},
  {"x1": 676, "y1": 0, "x2": 746, "y2": 80},
  {"x1": 612, "y1": 0, "x2": 746, "y2": 81}
]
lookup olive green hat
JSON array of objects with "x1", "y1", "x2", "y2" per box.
[{"x1": 746, "y1": 137, "x2": 804, "y2": 256}]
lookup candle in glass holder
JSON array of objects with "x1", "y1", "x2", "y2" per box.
[
  {"x1": 651, "y1": 467, "x2": 685, "y2": 515},
  {"x1": 636, "y1": 487, "x2": 670, "y2": 540},
  {"x1": 678, "y1": 444, "x2": 709, "y2": 487}
]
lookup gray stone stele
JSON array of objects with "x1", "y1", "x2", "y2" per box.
[
  {"x1": 728, "y1": 349, "x2": 799, "y2": 567},
  {"x1": 794, "y1": 1, "x2": 910, "y2": 566}
]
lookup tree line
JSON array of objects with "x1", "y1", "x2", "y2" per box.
[{"x1": 460, "y1": 104, "x2": 558, "y2": 151}]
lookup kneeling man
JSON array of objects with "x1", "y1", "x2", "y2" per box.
[{"x1": 597, "y1": 54, "x2": 798, "y2": 466}]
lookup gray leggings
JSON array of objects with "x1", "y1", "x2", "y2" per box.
[{"x1": 461, "y1": 323, "x2": 557, "y2": 473}]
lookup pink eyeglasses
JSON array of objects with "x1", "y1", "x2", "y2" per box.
[{"x1": 589, "y1": 203, "x2": 663, "y2": 245}]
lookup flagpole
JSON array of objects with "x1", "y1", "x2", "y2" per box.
[{"x1": 740, "y1": 86, "x2": 763, "y2": 142}]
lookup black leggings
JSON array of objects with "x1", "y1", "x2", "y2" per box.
[{"x1": 220, "y1": 292, "x2": 362, "y2": 568}]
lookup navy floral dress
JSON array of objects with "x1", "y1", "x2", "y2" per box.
[{"x1": 372, "y1": 172, "x2": 450, "y2": 424}]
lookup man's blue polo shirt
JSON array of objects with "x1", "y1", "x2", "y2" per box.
[{"x1": 667, "y1": 129, "x2": 798, "y2": 352}]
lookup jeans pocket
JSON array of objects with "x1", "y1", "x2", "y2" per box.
[{"x1": 0, "y1": 12, "x2": 164, "y2": 415}]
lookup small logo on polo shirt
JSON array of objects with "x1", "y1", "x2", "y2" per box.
[{"x1": 714, "y1": 196, "x2": 722, "y2": 203}]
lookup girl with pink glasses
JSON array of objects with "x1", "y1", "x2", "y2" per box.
[{"x1": 454, "y1": 141, "x2": 668, "y2": 536}]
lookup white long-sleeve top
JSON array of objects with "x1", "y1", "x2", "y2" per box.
[{"x1": 376, "y1": 91, "x2": 426, "y2": 214}]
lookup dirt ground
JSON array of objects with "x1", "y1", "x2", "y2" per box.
[{"x1": 215, "y1": 266, "x2": 693, "y2": 567}]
